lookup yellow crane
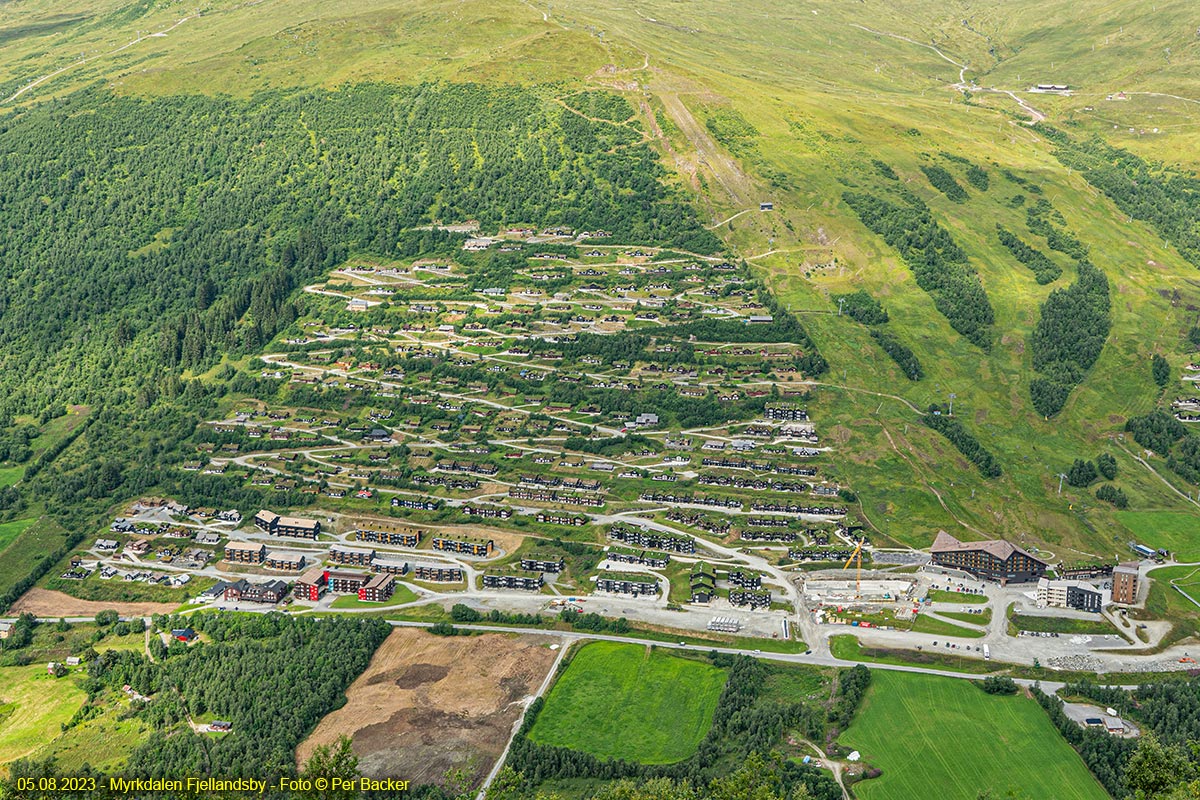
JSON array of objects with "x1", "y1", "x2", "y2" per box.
[{"x1": 843, "y1": 539, "x2": 864, "y2": 599}]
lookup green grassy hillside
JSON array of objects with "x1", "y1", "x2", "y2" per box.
[{"x1": 1, "y1": 0, "x2": 1199, "y2": 556}]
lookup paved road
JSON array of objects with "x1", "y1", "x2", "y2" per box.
[{"x1": 383, "y1": 620, "x2": 1124, "y2": 689}]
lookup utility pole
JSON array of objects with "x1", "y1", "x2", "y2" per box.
[
  {"x1": 948, "y1": 393, "x2": 956, "y2": 416},
  {"x1": 1058, "y1": 473, "x2": 1067, "y2": 495},
  {"x1": 838, "y1": 297, "x2": 845, "y2": 316}
]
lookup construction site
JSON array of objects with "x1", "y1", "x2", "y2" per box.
[{"x1": 799, "y1": 574, "x2": 919, "y2": 606}]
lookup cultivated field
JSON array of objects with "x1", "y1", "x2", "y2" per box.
[
  {"x1": 841, "y1": 671, "x2": 1110, "y2": 800},
  {"x1": 298, "y1": 628, "x2": 559, "y2": 788},
  {"x1": 9, "y1": 588, "x2": 176, "y2": 617},
  {"x1": 529, "y1": 641, "x2": 727, "y2": 764}
]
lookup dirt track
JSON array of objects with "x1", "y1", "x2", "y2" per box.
[
  {"x1": 655, "y1": 89, "x2": 753, "y2": 206},
  {"x1": 298, "y1": 627, "x2": 559, "y2": 787},
  {"x1": 10, "y1": 588, "x2": 177, "y2": 617}
]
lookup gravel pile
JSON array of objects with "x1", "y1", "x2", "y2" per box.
[{"x1": 1046, "y1": 654, "x2": 1104, "y2": 671}]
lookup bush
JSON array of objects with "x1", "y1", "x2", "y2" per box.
[
  {"x1": 1096, "y1": 484, "x2": 1129, "y2": 509},
  {"x1": 833, "y1": 290, "x2": 888, "y2": 325},
  {"x1": 921, "y1": 165, "x2": 968, "y2": 202},
  {"x1": 1153, "y1": 354, "x2": 1171, "y2": 387},
  {"x1": 869, "y1": 329, "x2": 924, "y2": 380},
  {"x1": 450, "y1": 604, "x2": 482, "y2": 623},
  {"x1": 922, "y1": 411, "x2": 1002, "y2": 478},
  {"x1": 996, "y1": 225, "x2": 1062, "y2": 284},
  {"x1": 965, "y1": 164, "x2": 990, "y2": 192},
  {"x1": 980, "y1": 676, "x2": 1018, "y2": 695},
  {"x1": 1096, "y1": 453, "x2": 1118, "y2": 480},
  {"x1": 1067, "y1": 459, "x2": 1098, "y2": 488},
  {"x1": 94, "y1": 610, "x2": 119, "y2": 627}
]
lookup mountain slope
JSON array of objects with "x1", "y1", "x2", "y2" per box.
[{"x1": 1, "y1": 0, "x2": 1199, "y2": 557}]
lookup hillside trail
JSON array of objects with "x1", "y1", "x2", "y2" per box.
[
  {"x1": 1115, "y1": 440, "x2": 1200, "y2": 510},
  {"x1": 877, "y1": 422, "x2": 992, "y2": 540},
  {"x1": 848, "y1": 23, "x2": 1045, "y2": 123},
  {"x1": 651, "y1": 79, "x2": 755, "y2": 208},
  {"x1": 2, "y1": 14, "x2": 196, "y2": 106}
]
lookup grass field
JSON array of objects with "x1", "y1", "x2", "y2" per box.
[
  {"x1": 0, "y1": 517, "x2": 37, "y2": 555},
  {"x1": 0, "y1": 515, "x2": 67, "y2": 601},
  {"x1": 329, "y1": 584, "x2": 418, "y2": 608},
  {"x1": 35, "y1": 701, "x2": 150, "y2": 772},
  {"x1": 842, "y1": 671, "x2": 1109, "y2": 800},
  {"x1": 1140, "y1": 565, "x2": 1200, "y2": 645},
  {"x1": 529, "y1": 642, "x2": 726, "y2": 764},
  {"x1": 830, "y1": 635, "x2": 996, "y2": 675},
  {"x1": 0, "y1": 665, "x2": 87, "y2": 764},
  {"x1": 1009, "y1": 612, "x2": 1118, "y2": 637},
  {"x1": 925, "y1": 590, "x2": 988, "y2": 605},
  {"x1": 1116, "y1": 511, "x2": 1200, "y2": 561},
  {"x1": 937, "y1": 608, "x2": 992, "y2": 625},
  {"x1": 910, "y1": 613, "x2": 986, "y2": 639}
]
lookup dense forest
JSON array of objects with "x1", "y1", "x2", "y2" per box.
[
  {"x1": 842, "y1": 191, "x2": 994, "y2": 349},
  {"x1": 1029, "y1": 260, "x2": 1111, "y2": 418},
  {"x1": 0, "y1": 83, "x2": 717, "y2": 415},
  {"x1": 125, "y1": 613, "x2": 388, "y2": 779}
]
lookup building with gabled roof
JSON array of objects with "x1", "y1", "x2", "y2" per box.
[{"x1": 930, "y1": 531, "x2": 1047, "y2": 584}]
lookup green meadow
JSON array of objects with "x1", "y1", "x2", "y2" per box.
[
  {"x1": 842, "y1": 670, "x2": 1110, "y2": 800},
  {"x1": 529, "y1": 641, "x2": 726, "y2": 764}
]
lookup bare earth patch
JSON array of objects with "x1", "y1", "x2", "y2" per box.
[
  {"x1": 297, "y1": 628, "x2": 559, "y2": 788},
  {"x1": 10, "y1": 588, "x2": 176, "y2": 617}
]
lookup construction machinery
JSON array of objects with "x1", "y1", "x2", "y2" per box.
[{"x1": 843, "y1": 539, "x2": 865, "y2": 599}]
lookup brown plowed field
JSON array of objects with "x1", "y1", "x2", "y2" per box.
[
  {"x1": 298, "y1": 627, "x2": 559, "y2": 787},
  {"x1": 10, "y1": 588, "x2": 176, "y2": 617}
]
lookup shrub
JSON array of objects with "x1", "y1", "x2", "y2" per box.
[
  {"x1": 1096, "y1": 484, "x2": 1129, "y2": 509},
  {"x1": 1097, "y1": 453, "x2": 1118, "y2": 481},
  {"x1": 980, "y1": 676, "x2": 1018, "y2": 695},
  {"x1": 1153, "y1": 354, "x2": 1171, "y2": 387},
  {"x1": 1066, "y1": 459, "x2": 1098, "y2": 488}
]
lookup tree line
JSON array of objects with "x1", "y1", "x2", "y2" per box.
[
  {"x1": 996, "y1": 225, "x2": 1062, "y2": 284},
  {"x1": 1040, "y1": 125, "x2": 1200, "y2": 269},
  {"x1": 921, "y1": 408, "x2": 1002, "y2": 478},
  {"x1": 842, "y1": 191, "x2": 994, "y2": 350}
]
